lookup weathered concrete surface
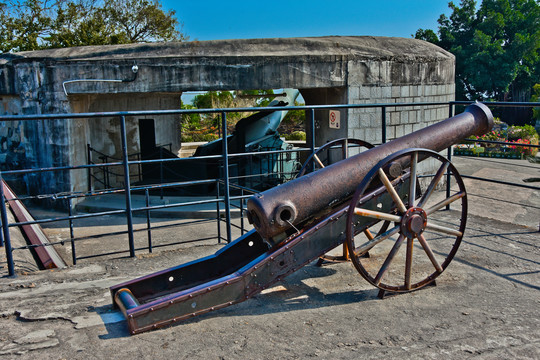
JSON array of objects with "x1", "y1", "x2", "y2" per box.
[
  {"x1": 0, "y1": 36, "x2": 453, "y2": 95},
  {"x1": 452, "y1": 156, "x2": 540, "y2": 229},
  {"x1": 0, "y1": 36, "x2": 454, "y2": 202},
  {"x1": 0, "y1": 210, "x2": 40, "y2": 274},
  {"x1": 0, "y1": 214, "x2": 538, "y2": 359},
  {"x1": 0, "y1": 157, "x2": 538, "y2": 359}
]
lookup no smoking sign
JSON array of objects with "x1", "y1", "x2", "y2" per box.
[{"x1": 329, "y1": 110, "x2": 340, "y2": 129}]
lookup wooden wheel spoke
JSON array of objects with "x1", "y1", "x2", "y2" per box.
[
  {"x1": 363, "y1": 228, "x2": 375, "y2": 240},
  {"x1": 347, "y1": 149, "x2": 466, "y2": 293},
  {"x1": 425, "y1": 192, "x2": 466, "y2": 215},
  {"x1": 374, "y1": 235, "x2": 405, "y2": 285},
  {"x1": 354, "y1": 208, "x2": 401, "y2": 223},
  {"x1": 417, "y1": 162, "x2": 450, "y2": 208},
  {"x1": 425, "y1": 221, "x2": 463, "y2": 237},
  {"x1": 355, "y1": 225, "x2": 400, "y2": 256},
  {"x1": 409, "y1": 152, "x2": 418, "y2": 208},
  {"x1": 378, "y1": 168, "x2": 407, "y2": 213},
  {"x1": 405, "y1": 237, "x2": 414, "y2": 289},
  {"x1": 313, "y1": 154, "x2": 325, "y2": 169},
  {"x1": 417, "y1": 234, "x2": 443, "y2": 273}
]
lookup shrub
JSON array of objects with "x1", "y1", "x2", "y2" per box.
[
  {"x1": 507, "y1": 125, "x2": 538, "y2": 141},
  {"x1": 285, "y1": 131, "x2": 306, "y2": 141}
]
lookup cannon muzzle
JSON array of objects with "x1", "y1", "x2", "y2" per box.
[{"x1": 247, "y1": 102, "x2": 493, "y2": 242}]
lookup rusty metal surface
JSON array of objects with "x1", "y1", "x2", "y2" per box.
[
  {"x1": 111, "y1": 180, "x2": 406, "y2": 334},
  {"x1": 345, "y1": 148, "x2": 467, "y2": 292},
  {"x1": 2, "y1": 180, "x2": 66, "y2": 269},
  {"x1": 247, "y1": 103, "x2": 493, "y2": 241},
  {"x1": 110, "y1": 103, "x2": 494, "y2": 335}
]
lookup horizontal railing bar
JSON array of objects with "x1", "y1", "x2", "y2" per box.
[
  {"x1": 12, "y1": 218, "x2": 218, "y2": 248},
  {"x1": 74, "y1": 236, "x2": 217, "y2": 261},
  {"x1": 0, "y1": 148, "x2": 311, "y2": 177},
  {"x1": 451, "y1": 101, "x2": 540, "y2": 108},
  {"x1": 462, "y1": 139, "x2": 540, "y2": 148},
  {"x1": 461, "y1": 175, "x2": 540, "y2": 190},
  {"x1": 0, "y1": 101, "x2": 456, "y2": 121}
]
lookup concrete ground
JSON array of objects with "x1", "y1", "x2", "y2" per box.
[{"x1": 0, "y1": 156, "x2": 538, "y2": 359}]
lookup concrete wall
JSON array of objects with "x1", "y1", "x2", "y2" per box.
[
  {"x1": 69, "y1": 93, "x2": 182, "y2": 190},
  {"x1": 0, "y1": 96, "x2": 25, "y2": 185},
  {"x1": 0, "y1": 36, "x2": 455, "y2": 201},
  {"x1": 346, "y1": 60, "x2": 455, "y2": 145}
]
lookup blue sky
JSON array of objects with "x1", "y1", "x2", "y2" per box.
[{"x1": 161, "y1": 1, "x2": 451, "y2": 41}]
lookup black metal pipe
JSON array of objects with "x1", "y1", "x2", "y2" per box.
[
  {"x1": 309, "y1": 109, "x2": 316, "y2": 173},
  {"x1": 446, "y1": 103, "x2": 454, "y2": 210},
  {"x1": 460, "y1": 175, "x2": 540, "y2": 191},
  {"x1": 381, "y1": 106, "x2": 387, "y2": 144},
  {"x1": 0, "y1": 100, "x2": 501, "y2": 122},
  {"x1": 145, "y1": 189, "x2": 152, "y2": 253},
  {"x1": 216, "y1": 179, "x2": 222, "y2": 243},
  {"x1": 87, "y1": 144, "x2": 92, "y2": 193},
  {"x1": 119, "y1": 116, "x2": 135, "y2": 257},
  {"x1": 68, "y1": 198, "x2": 76, "y2": 265},
  {"x1": 463, "y1": 139, "x2": 540, "y2": 148},
  {"x1": 247, "y1": 102, "x2": 494, "y2": 241},
  {"x1": 221, "y1": 112, "x2": 232, "y2": 243},
  {"x1": 0, "y1": 176, "x2": 15, "y2": 276}
]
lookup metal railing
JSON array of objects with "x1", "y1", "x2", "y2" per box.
[
  {"x1": 448, "y1": 101, "x2": 540, "y2": 194},
  {"x1": 0, "y1": 100, "x2": 538, "y2": 277}
]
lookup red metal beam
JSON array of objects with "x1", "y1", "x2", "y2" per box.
[{"x1": 2, "y1": 180, "x2": 66, "y2": 269}]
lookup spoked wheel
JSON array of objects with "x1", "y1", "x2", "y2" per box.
[
  {"x1": 346, "y1": 148, "x2": 467, "y2": 293},
  {"x1": 296, "y1": 138, "x2": 376, "y2": 264}
]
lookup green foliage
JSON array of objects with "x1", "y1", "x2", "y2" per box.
[
  {"x1": 285, "y1": 131, "x2": 306, "y2": 141},
  {"x1": 281, "y1": 102, "x2": 305, "y2": 127},
  {"x1": 532, "y1": 83, "x2": 540, "y2": 121},
  {"x1": 415, "y1": 0, "x2": 540, "y2": 102},
  {"x1": 179, "y1": 104, "x2": 218, "y2": 142},
  {"x1": 413, "y1": 28, "x2": 439, "y2": 44},
  {"x1": 181, "y1": 90, "x2": 306, "y2": 143},
  {"x1": 0, "y1": 0, "x2": 187, "y2": 53},
  {"x1": 458, "y1": 122, "x2": 539, "y2": 157},
  {"x1": 507, "y1": 124, "x2": 538, "y2": 140}
]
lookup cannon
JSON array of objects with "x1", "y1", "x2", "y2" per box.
[
  {"x1": 110, "y1": 102, "x2": 493, "y2": 334},
  {"x1": 164, "y1": 89, "x2": 301, "y2": 194}
]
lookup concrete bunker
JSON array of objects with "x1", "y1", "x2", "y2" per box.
[{"x1": 0, "y1": 36, "x2": 455, "y2": 201}]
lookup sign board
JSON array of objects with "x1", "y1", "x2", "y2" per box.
[{"x1": 329, "y1": 110, "x2": 340, "y2": 129}]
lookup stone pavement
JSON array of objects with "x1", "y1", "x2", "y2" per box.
[{"x1": 0, "y1": 156, "x2": 538, "y2": 359}]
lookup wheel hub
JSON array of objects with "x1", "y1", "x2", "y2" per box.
[{"x1": 401, "y1": 207, "x2": 427, "y2": 238}]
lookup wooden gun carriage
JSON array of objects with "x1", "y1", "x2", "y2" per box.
[{"x1": 110, "y1": 103, "x2": 494, "y2": 334}]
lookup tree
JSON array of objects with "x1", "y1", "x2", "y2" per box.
[
  {"x1": 532, "y1": 83, "x2": 540, "y2": 123},
  {"x1": 0, "y1": 0, "x2": 187, "y2": 53},
  {"x1": 415, "y1": 0, "x2": 540, "y2": 103},
  {"x1": 181, "y1": 90, "x2": 306, "y2": 142}
]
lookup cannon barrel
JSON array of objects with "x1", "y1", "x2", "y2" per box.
[{"x1": 247, "y1": 102, "x2": 494, "y2": 241}]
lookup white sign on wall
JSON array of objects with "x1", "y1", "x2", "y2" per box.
[{"x1": 329, "y1": 110, "x2": 340, "y2": 129}]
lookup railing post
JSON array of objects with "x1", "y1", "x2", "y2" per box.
[
  {"x1": 120, "y1": 116, "x2": 136, "y2": 257},
  {"x1": 221, "y1": 112, "x2": 232, "y2": 243},
  {"x1": 159, "y1": 147, "x2": 164, "y2": 200},
  {"x1": 381, "y1": 106, "x2": 387, "y2": 144},
  {"x1": 86, "y1": 144, "x2": 92, "y2": 193},
  {"x1": 216, "y1": 179, "x2": 222, "y2": 243},
  {"x1": 145, "y1": 188, "x2": 152, "y2": 253},
  {"x1": 309, "y1": 108, "x2": 316, "y2": 172},
  {"x1": 446, "y1": 102, "x2": 454, "y2": 210},
  {"x1": 68, "y1": 197, "x2": 76, "y2": 265},
  {"x1": 104, "y1": 155, "x2": 110, "y2": 189},
  {"x1": 240, "y1": 189, "x2": 245, "y2": 236},
  {"x1": 0, "y1": 177, "x2": 15, "y2": 277}
]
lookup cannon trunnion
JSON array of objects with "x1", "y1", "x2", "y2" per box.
[{"x1": 110, "y1": 103, "x2": 494, "y2": 334}]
